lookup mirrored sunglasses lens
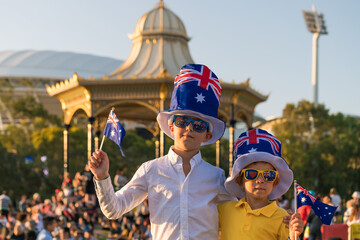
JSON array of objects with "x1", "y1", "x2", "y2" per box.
[
  {"x1": 175, "y1": 116, "x2": 189, "y2": 128},
  {"x1": 193, "y1": 120, "x2": 207, "y2": 132},
  {"x1": 263, "y1": 171, "x2": 276, "y2": 181},
  {"x1": 245, "y1": 169, "x2": 258, "y2": 180}
]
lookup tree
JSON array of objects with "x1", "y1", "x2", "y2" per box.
[{"x1": 272, "y1": 100, "x2": 360, "y2": 199}]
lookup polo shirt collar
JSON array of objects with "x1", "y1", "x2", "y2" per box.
[
  {"x1": 168, "y1": 146, "x2": 202, "y2": 166},
  {"x1": 235, "y1": 198, "x2": 278, "y2": 217}
]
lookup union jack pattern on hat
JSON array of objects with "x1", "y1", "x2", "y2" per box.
[
  {"x1": 234, "y1": 128, "x2": 281, "y2": 161},
  {"x1": 171, "y1": 64, "x2": 221, "y2": 120},
  {"x1": 156, "y1": 64, "x2": 225, "y2": 146}
]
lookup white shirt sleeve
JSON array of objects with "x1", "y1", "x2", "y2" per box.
[{"x1": 94, "y1": 163, "x2": 148, "y2": 219}]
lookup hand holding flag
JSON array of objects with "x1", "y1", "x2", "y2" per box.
[
  {"x1": 100, "y1": 108, "x2": 126, "y2": 157},
  {"x1": 295, "y1": 182, "x2": 337, "y2": 225}
]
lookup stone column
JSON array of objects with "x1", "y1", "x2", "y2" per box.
[
  {"x1": 228, "y1": 120, "x2": 236, "y2": 174},
  {"x1": 155, "y1": 136, "x2": 160, "y2": 158},
  {"x1": 63, "y1": 124, "x2": 71, "y2": 177},
  {"x1": 216, "y1": 140, "x2": 221, "y2": 168},
  {"x1": 87, "y1": 117, "x2": 95, "y2": 161}
]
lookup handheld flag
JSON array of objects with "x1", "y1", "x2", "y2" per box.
[
  {"x1": 101, "y1": 109, "x2": 126, "y2": 157},
  {"x1": 295, "y1": 183, "x2": 337, "y2": 225}
]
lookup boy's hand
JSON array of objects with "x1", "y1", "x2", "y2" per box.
[
  {"x1": 89, "y1": 149, "x2": 110, "y2": 180},
  {"x1": 289, "y1": 213, "x2": 304, "y2": 240},
  {"x1": 283, "y1": 209, "x2": 293, "y2": 228}
]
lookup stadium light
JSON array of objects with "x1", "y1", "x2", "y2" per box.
[{"x1": 302, "y1": 5, "x2": 328, "y2": 106}]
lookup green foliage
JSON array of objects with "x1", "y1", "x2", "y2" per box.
[{"x1": 272, "y1": 100, "x2": 360, "y2": 199}]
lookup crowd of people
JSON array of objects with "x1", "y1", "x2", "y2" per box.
[
  {"x1": 1, "y1": 171, "x2": 358, "y2": 240},
  {"x1": 0, "y1": 165, "x2": 152, "y2": 240}
]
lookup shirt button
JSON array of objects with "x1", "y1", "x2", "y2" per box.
[
  {"x1": 183, "y1": 227, "x2": 186, "y2": 230},
  {"x1": 182, "y1": 205, "x2": 186, "y2": 209}
]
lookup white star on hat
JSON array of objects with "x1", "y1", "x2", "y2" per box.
[
  {"x1": 195, "y1": 93, "x2": 205, "y2": 103},
  {"x1": 248, "y1": 147, "x2": 257, "y2": 153}
]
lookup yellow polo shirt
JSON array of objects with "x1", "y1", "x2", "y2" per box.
[{"x1": 218, "y1": 198, "x2": 289, "y2": 240}]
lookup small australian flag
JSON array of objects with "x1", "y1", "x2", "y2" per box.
[
  {"x1": 296, "y1": 183, "x2": 337, "y2": 225},
  {"x1": 104, "y1": 109, "x2": 126, "y2": 157}
]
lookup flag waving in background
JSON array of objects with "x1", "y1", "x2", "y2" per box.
[
  {"x1": 295, "y1": 183, "x2": 337, "y2": 225},
  {"x1": 103, "y1": 109, "x2": 126, "y2": 157}
]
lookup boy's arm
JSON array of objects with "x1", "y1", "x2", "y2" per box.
[{"x1": 90, "y1": 150, "x2": 148, "y2": 219}]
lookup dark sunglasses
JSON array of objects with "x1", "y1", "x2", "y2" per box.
[
  {"x1": 173, "y1": 115, "x2": 209, "y2": 133},
  {"x1": 241, "y1": 168, "x2": 278, "y2": 182}
]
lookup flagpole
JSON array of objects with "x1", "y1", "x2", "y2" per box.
[
  {"x1": 99, "y1": 135, "x2": 106, "y2": 151},
  {"x1": 294, "y1": 180, "x2": 297, "y2": 212},
  {"x1": 294, "y1": 180, "x2": 297, "y2": 240},
  {"x1": 99, "y1": 107, "x2": 115, "y2": 151}
]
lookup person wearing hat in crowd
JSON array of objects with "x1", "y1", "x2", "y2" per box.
[
  {"x1": 219, "y1": 128, "x2": 304, "y2": 240},
  {"x1": 352, "y1": 191, "x2": 360, "y2": 205},
  {"x1": 89, "y1": 64, "x2": 235, "y2": 240}
]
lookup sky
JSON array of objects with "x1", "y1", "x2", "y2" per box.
[{"x1": 1, "y1": 0, "x2": 359, "y2": 119}]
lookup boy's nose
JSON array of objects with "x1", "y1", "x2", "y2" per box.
[
  {"x1": 186, "y1": 122, "x2": 194, "y2": 131},
  {"x1": 256, "y1": 173, "x2": 265, "y2": 182}
]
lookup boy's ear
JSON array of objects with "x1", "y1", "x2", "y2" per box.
[
  {"x1": 235, "y1": 175, "x2": 245, "y2": 189},
  {"x1": 273, "y1": 178, "x2": 279, "y2": 187},
  {"x1": 202, "y1": 131, "x2": 213, "y2": 143},
  {"x1": 169, "y1": 123, "x2": 174, "y2": 136}
]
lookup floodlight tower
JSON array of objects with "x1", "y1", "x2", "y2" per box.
[{"x1": 302, "y1": 5, "x2": 328, "y2": 106}]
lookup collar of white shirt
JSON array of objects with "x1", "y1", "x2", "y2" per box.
[{"x1": 168, "y1": 147, "x2": 202, "y2": 167}]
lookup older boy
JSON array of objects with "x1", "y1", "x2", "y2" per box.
[
  {"x1": 89, "y1": 64, "x2": 234, "y2": 240},
  {"x1": 219, "y1": 128, "x2": 303, "y2": 240}
]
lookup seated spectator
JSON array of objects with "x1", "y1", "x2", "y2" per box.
[
  {"x1": 343, "y1": 199, "x2": 354, "y2": 224},
  {"x1": 346, "y1": 201, "x2": 360, "y2": 226}
]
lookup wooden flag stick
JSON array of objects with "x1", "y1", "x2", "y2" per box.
[
  {"x1": 99, "y1": 107, "x2": 115, "y2": 151},
  {"x1": 99, "y1": 135, "x2": 106, "y2": 151}
]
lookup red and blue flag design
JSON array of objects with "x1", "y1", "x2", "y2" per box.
[
  {"x1": 170, "y1": 64, "x2": 222, "y2": 119},
  {"x1": 234, "y1": 129, "x2": 281, "y2": 160},
  {"x1": 296, "y1": 183, "x2": 337, "y2": 225},
  {"x1": 174, "y1": 64, "x2": 221, "y2": 103},
  {"x1": 104, "y1": 110, "x2": 126, "y2": 157}
]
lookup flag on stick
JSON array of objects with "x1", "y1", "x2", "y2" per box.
[
  {"x1": 295, "y1": 182, "x2": 337, "y2": 225},
  {"x1": 100, "y1": 108, "x2": 126, "y2": 157}
]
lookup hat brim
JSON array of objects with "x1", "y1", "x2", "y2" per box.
[
  {"x1": 225, "y1": 152, "x2": 293, "y2": 200},
  {"x1": 156, "y1": 110, "x2": 225, "y2": 146}
]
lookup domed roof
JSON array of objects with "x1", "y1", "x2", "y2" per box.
[
  {"x1": 110, "y1": 1, "x2": 194, "y2": 79},
  {"x1": 0, "y1": 50, "x2": 123, "y2": 79},
  {"x1": 129, "y1": 1, "x2": 190, "y2": 41}
]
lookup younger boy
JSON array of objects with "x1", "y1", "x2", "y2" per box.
[{"x1": 219, "y1": 128, "x2": 303, "y2": 240}]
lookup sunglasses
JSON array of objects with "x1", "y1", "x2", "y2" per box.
[
  {"x1": 173, "y1": 115, "x2": 209, "y2": 133},
  {"x1": 241, "y1": 169, "x2": 278, "y2": 182}
]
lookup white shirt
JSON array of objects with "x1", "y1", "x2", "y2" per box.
[
  {"x1": 330, "y1": 194, "x2": 342, "y2": 212},
  {"x1": 36, "y1": 229, "x2": 53, "y2": 240},
  {"x1": 94, "y1": 148, "x2": 234, "y2": 240}
]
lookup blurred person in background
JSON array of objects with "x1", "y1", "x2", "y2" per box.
[
  {"x1": 0, "y1": 191, "x2": 12, "y2": 218},
  {"x1": 12, "y1": 212, "x2": 27, "y2": 240},
  {"x1": 36, "y1": 216, "x2": 56, "y2": 240},
  {"x1": 329, "y1": 188, "x2": 342, "y2": 221}
]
